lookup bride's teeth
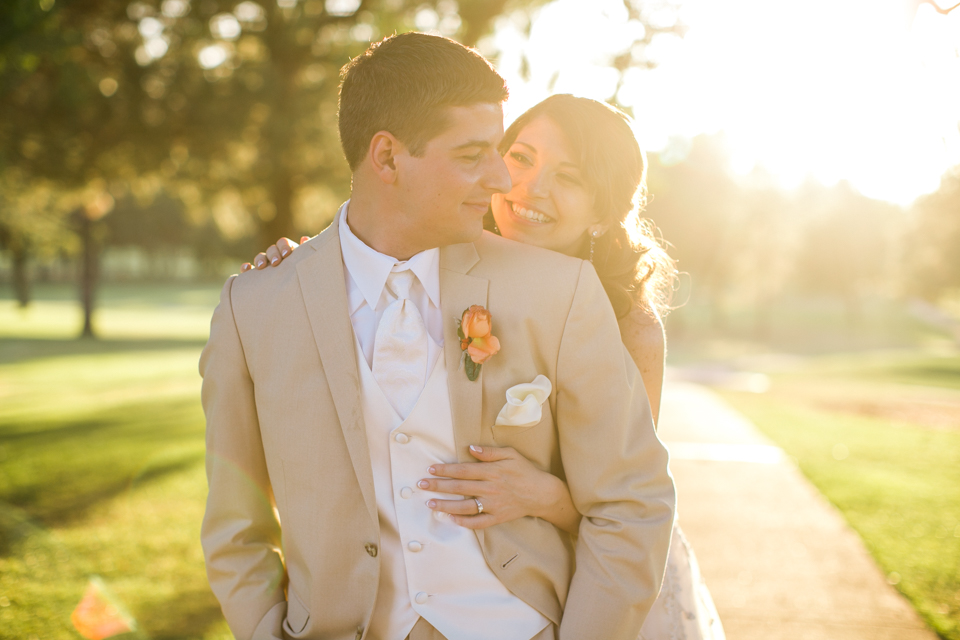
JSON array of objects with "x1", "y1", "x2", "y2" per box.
[{"x1": 511, "y1": 203, "x2": 551, "y2": 223}]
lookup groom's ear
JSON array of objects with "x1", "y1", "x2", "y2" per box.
[{"x1": 368, "y1": 131, "x2": 401, "y2": 184}]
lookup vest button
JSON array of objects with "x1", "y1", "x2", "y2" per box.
[
  {"x1": 415, "y1": 591, "x2": 428, "y2": 605},
  {"x1": 394, "y1": 433, "x2": 410, "y2": 444},
  {"x1": 364, "y1": 543, "x2": 378, "y2": 557},
  {"x1": 400, "y1": 486, "x2": 413, "y2": 499},
  {"x1": 407, "y1": 540, "x2": 422, "y2": 552}
]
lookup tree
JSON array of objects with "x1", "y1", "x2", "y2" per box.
[
  {"x1": 122, "y1": 0, "x2": 545, "y2": 248},
  {"x1": 907, "y1": 167, "x2": 960, "y2": 301},
  {"x1": 0, "y1": 0, "x2": 173, "y2": 332},
  {"x1": 1, "y1": 0, "x2": 682, "y2": 334},
  {"x1": 788, "y1": 181, "x2": 903, "y2": 329},
  {"x1": 646, "y1": 134, "x2": 744, "y2": 329}
]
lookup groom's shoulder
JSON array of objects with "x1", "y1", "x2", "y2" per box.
[
  {"x1": 473, "y1": 231, "x2": 586, "y2": 290},
  {"x1": 228, "y1": 222, "x2": 338, "y2": 310}
]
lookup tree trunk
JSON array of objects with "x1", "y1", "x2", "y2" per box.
[
  {"x1": 261, "y1": 169, "x2": 294, "y2": 249},
  {"x1": 11, "y1": 244, "x2": 30, "y2": 307},
  {"x1": 77, "y1": 210, "x2": 98, "y2": 339}
]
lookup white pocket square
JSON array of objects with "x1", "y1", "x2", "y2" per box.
[{"x1": 495, "y1": 375, "x2": 552, "y2": 428}]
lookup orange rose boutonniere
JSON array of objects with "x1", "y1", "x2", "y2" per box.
[{"x1": 458, "y1": 305, "x2": 500, "y2": 381}]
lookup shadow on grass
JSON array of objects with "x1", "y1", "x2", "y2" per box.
[
  {"x1": 0, "y1": 337, "x2": 208, "y2": 364},
  {"x1": 0, "y1": 397, "x2": 206, "y2": 552},
  {"x1": 137, "y1": 585, "x2": 227, "y2": 640}
]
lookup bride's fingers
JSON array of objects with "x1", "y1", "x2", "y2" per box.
[
  {"x1": 428, "y1": 462, "x2": 491, "y2": 480},
  {"x1": 241, "y1": 262, "x2": 253, "y2": 272},
  {"x1": 276, "y1": 237, "x2": 297, "y2": 257},
  {"x1": 467, "y1": 444, "x2": 517, "y2": 462},
  {"x1": 426, "y1": 497, "x2": 479, "y2": 516},
  {"x1": 449, "y1": 513, "x2": 499, "y2": 530},
  {"x1": 417, "y1": 477, "x2": 483, "y2": 496},
  {"x1": 253, "y1": 252, "x2": 268, "y2": 269},
  {"x1": 265, "y1": 245, "x2": 283, "y2": 266}
]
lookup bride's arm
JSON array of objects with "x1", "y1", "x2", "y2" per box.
[
  {"x1": 618, "y1": 305, "x2": 666, "y2": 425},
  {"x1": 423, "y1": 304, "x2": 666, "y2": 533}
]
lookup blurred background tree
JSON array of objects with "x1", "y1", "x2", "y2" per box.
[
  {"x1": 0, "y1": 0, "x2": 683, "y2": 337},
  {"x1": 907, "y1": 168, "x2": 960, "y2": 302},
  {"x1": 4, "y1": 0, "x2": 960, "y2": 342}
]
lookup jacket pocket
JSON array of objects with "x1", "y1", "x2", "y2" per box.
[
  {"x1": 283, "y1": 587, "x2": 310, "y2": 636},
  {"x1": 492, "y1": 401, "x2": 554, "y2": 445}
]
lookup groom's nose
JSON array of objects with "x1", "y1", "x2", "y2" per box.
[{"x1": 483, "y1": 152, "x2": 512, "y2": 195}]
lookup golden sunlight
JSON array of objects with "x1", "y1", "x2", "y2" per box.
[{"x1": 494, "y1": 0, "x2": 960, "y2": 205}]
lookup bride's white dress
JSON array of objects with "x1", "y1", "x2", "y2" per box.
[{"x1": 639, "y1": 524, "x2": 725, "y2": 640}]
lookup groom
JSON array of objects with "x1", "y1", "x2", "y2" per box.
[{"x1": 200, "y1": 32, "x2": 675, "y2": 640}]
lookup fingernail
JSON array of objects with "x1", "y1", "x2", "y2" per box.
[
  {"x1": 418, "y1": 480, "x2": 429, "y2": 489},
  {"x1": 428, "y1": 467, "x2": 436, "y2": 475},
  {"x1": 281, "y1": 250, "x2": 289, "y2": 257},
  {"x1": 255, "y1": 259, "x2": 265, "y2": 267},
  {"x1": 426, "y1": 500, "x2": 436, "y2": 508},
  {"x1": 270, "y1": 257, "x2": 279, "y2": 265},
  {"x1": 470, "y1": 445, "x2": 482, "y2": 453}
]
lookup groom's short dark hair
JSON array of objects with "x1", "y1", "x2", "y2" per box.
[{"x1": 338, "y1": 32, "x2": 509, "y2": 171}]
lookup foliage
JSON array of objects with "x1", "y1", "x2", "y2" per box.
[
  {"x1": 37, "y1": 0, "x2": 542, "y2": 247},
  {"x1": 647, "y1": 133, "x2": 917, "y2": 331},
  {"x1": 907, "y1": 167, "x2": 960, "y2": 302}
]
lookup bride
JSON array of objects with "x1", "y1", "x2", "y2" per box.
[{"x1": 245, "y1": 93, "x2": 725, "y2": 639}]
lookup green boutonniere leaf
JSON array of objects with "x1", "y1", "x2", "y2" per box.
[{"x1": 464, "y1": 356, "x2": 481, "y2": 382}]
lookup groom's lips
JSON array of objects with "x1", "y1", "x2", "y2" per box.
[{"x1": 463, "y1": 201, "x2": 490, "y2": 214}]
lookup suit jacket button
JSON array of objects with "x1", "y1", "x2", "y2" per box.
[
  {"x1": 415, "y1": 591, "x2": 428, "y2": 604},
  {"x1": 395, "y1": 433, "x2": 410, "y2": 444},
  {"x1": 364, "y1": 543, "x2": 378, "y2": 557}
]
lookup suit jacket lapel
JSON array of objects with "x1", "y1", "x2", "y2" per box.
[
  {"x1": 296, "y1": 217, "x2": 378, "y2": 526},
  {"x1": 440, "y1": 242, "x2": 488, "y2": 463}
]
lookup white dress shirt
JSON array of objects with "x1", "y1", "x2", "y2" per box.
[{"x1": 339, "y1": 202, "x2": 444, "y2": 376}]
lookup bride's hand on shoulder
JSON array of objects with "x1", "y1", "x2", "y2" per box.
[
  {"x1": 418, "y1": 445, "x2": 581, "y2": 534},
  {"x1": 240, "y1": 236, "x2": 310, "y2": 272}
]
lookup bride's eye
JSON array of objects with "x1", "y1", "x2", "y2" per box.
[{"x1": 509, "y1": 151, "x2": 532, "y2": 166}]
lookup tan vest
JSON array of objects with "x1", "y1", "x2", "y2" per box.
[{"x1": 355, "y1": 338, "x2": 549, "y2": 640}]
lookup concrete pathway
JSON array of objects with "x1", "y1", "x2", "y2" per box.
[{"x1": 658, "y1": 380, "x2": 938, "y2": 640}]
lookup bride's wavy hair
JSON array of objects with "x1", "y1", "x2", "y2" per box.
[{"x1": 486, "y1": 94, "x2": 676, "y2": 320}]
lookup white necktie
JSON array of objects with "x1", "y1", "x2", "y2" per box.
[{"x1": 372, "y1": 269, "x2": 429, "y2": 419}]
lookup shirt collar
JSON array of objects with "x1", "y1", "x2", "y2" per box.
[{"x1": 338, "y1": 201, "x2": 441, "y2": 314}]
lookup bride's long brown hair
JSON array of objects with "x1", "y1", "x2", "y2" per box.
[{"x1": 485, "y1": 94, "x2": 675, "y2": 320}]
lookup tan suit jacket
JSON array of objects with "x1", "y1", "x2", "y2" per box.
[{"x1": 200, "y1": 214, "x2": 676, "y2": 640}]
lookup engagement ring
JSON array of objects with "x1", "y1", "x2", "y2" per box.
[{"x1": 474, "y1": 497, "x2": 484, "y2": 514}]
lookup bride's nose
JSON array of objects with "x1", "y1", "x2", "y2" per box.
[{"x1": 524, "y1": 165, "x2": 550, "y2": 198}]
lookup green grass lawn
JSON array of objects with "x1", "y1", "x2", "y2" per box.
[
  {"x1": 718, "y1": 351, "x2": 960, "y2": 640},
  {"x1": 0, "y1": 284, "x2": 230, "y2": 639}
]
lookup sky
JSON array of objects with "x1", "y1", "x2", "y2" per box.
[{"x1": 489, "y1": 0, "x2": 960, "y2": 205}]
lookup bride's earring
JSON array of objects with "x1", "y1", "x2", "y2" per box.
[{"x1": 588, "y1": 227, "x2": 602, "y2": 263}]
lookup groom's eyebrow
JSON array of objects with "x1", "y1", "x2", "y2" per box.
[{"x1": 452, "y1": 140, "x2": 494, "y2": 150}]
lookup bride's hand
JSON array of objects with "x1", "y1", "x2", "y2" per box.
[
  {"x1": 418, "y1": 445, "x2": 581, "y2": 533},
  {"x1": 240, "y1": 236, "x2": 310, "y2": 272}
]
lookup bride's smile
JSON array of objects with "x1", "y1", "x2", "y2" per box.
[{"x1": 491, "y1": 115, "x2": 601, "y2": 256}]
